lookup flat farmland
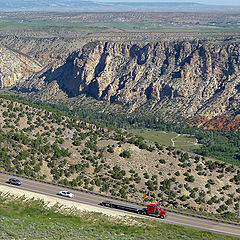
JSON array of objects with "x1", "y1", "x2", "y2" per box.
[{"x1": 1, "y1": 11, "x2": 240, "y2": 38}]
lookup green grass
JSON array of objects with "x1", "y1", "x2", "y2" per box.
[
  {"x1": 130, "y1": 129, "x2": 199, "y2": 151},
  {"x1": 130, "y1": 129, "x2": 177, "y2": 146},
  {"x1": 174, "y1": 135, "x2": 199, "y2": 151},
  {"x1": 0, "y1": 193, "x2": 237, "y2": 240},
  {"x1": 0, "y1": 19, "x2": 113, "y2": 33}
]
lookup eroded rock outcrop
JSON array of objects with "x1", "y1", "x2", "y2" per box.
[
  {"x1": 0, "y1": 45, "x2": 42, "y2": 88},
  {"x1": 13, "y1": 39, "x2": 240, "y2": 119}
]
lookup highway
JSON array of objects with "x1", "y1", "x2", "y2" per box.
[{"x1": 1, "y1": 172, "x2": 240, "y2": 237}]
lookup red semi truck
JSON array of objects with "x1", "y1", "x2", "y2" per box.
[{"x1": 100, "y1": 201, "x2": 167, "y2": 219}]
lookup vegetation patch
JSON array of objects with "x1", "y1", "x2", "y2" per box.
[{"x1": 129, "y1": 129, "x2": 199, "y2": 151}]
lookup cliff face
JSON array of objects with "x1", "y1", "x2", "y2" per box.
[
  {"x1": 12, "y1": 39, "x2": 240, "y2": 119},
  {"x1": 0, "y1": 45, "x2": 42, "y2": 88}
]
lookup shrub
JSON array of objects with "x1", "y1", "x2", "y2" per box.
[
  {"x1": 139, "y1": 142, "x2": 148, "y2": 150},
  {"x1": 123, "y1": 177, "x2": 130, "y2": 185},
  {"x1": 225, "y1": 165, "x2": 235, "y2": 172},
  {"x1": 190, "y1": 192, "x2": 195, "y2": 198},
  {"x1": 72, "y1": 139, "x2": 81, "y2": 146},
  {"x1": 95, "y1": 178, "x2": 101, "y2": 186},
  {"x1": 147, "y1": 146, "x2": 155, "y2": 152},
  {"x1": 145, "y1": 180, "x2": 155, "y2": 191},
  {"x1": 160, "y1": 178, "x2": 173, "y2": 191},
  {"x1": 155, "y1": 143, "x2": 163, "y2": 150},
  {"x1": 107, "y1": 145, "x2": 114, "y2": 153},
  {"x1": 185, "y1": 175, "x2": 195, "y2": 183},
  {"x1": 222, "y1": 185, "x2": 231, "y2": 190},
  {"x1": 179, "y1": 152, "x2": 189, "y2": 163},
  {"x1": 111, "y1": 166, "x2": 126, "y2": 180},
  {"x1": 101, "y1": 183, "x2": 110, "y2": 192},
  {"x1": 134, "y1": 176, "x2": 141, "y2": 184},
  {"x1": 225, "y1": 199, "x2": 233, "y2": 206},
  {"x1": 217, "y1": 174, "x2": 224, "y2": 179},
  {"x1": 180, "y1": 195, "x2": 187, "y2": 201},
  {"x1": 119, "y1": 188, "x2": 127, "y2": 198},
  {"x1": 119, "y1": 150, "x2": 131, "y2": 158},
  {"x1": 85, "y1": 140, "x2": 98, "y2": 152},
  {"x1": 195, "y1": 197, "x2": 205, "y2": 204},
  {"x1": 222, "y1": 211, "x2": 235, "y2": 219},
  {"x1": 143, "y1": 172, "x2": 150, "y2": 179},
  {"x1": 206, "y1": 161, "x2": 216, "y2": 171},
  {"x1": 216, "y1": 205, "x2": 228, "y2": 213},
  {"x1": 208, "y1": 179, "x2": 215, "y2": 185},
  {"x1": 205, "y1": 183, "x2": 210, "y2": 189},
  {"x1": 233, "y1": 171, "x2": 240, "y2": 183},
  {"x1": 159, "y1": 159, "x2": 166, "y2": 164}
]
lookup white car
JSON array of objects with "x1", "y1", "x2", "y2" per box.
[
  {"x1": 57, "y1": 191, "x2": 74, "y2": 198},
  {"x1": 8, "y1": 178, "x2": 22, "y2": 186}
]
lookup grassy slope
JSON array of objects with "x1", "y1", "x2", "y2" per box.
[{"x1": 0, "y1": 193, "x2": 237, "y2": 240}]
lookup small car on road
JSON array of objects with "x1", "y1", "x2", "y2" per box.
[
  {"x1": 57, "y1": 191, "x2": 74, "y2": 198},
  {"x1": 8, "y1": 178, "x2": 22, "y2": 186}
]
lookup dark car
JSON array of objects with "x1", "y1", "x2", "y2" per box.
[{"x1": 8, "y1": 178, "x2": 22, "y2": 186}]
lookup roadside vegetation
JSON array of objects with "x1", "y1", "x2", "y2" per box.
[{"x1": 0, "y1": 193, "x2": 237, "y2": 240}]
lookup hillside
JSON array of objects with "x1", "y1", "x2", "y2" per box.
[{"x1": 0, "y1": 97, "x2": 240, "y2": 216}]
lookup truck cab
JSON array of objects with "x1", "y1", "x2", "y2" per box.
[{"x1": 146, "y1": 203, "x2": 166, "y2": 218}]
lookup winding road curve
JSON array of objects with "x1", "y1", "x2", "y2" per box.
[{"x1": 1, "y1": 172, "x2": 240, "y2": 237}]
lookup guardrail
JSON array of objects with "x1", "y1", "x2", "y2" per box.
[{"x1": 1, "y1": 170, "x2": 240, "y2": 226}]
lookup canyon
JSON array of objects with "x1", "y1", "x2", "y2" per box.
[{"x1": 1, "y1": 36, "x2": 240, "y2": 127}]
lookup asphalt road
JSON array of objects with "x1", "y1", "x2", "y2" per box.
[{"x1": 1, "y1": 172, "x2": 240, "y2": 237}]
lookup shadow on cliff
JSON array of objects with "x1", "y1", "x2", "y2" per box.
[
  {"x1": 37, "y1": 51, "x2": 83, "y2": 98},
  {"x1": 130, "y1": 44, "x2": 150, "y2": 65},
  {"x1": 35, "y1": 42, "x2": 108, "y2": 99}
]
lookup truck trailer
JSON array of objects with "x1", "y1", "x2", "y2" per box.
[{"x1": 99, "y1": 201, "x2": 167, "y2": 219}]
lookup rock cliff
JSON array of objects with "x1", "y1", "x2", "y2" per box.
[
  {"x1": 15, "y1": 39, "x2": 240, "y2": 121},
  {"x1": 0, "y1": 45, "x2": 42, "y2": 88}
]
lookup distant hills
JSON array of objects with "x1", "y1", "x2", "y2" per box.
[
  {"x1": 106, "y1": 2, "x2": 204, "y2": 7},
  {"x1": 0, "y1": 0, "x2": 99, "y2": 11},
  {"x1": 0, "y1": 0, "x2": 238, "y2": 12}
]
